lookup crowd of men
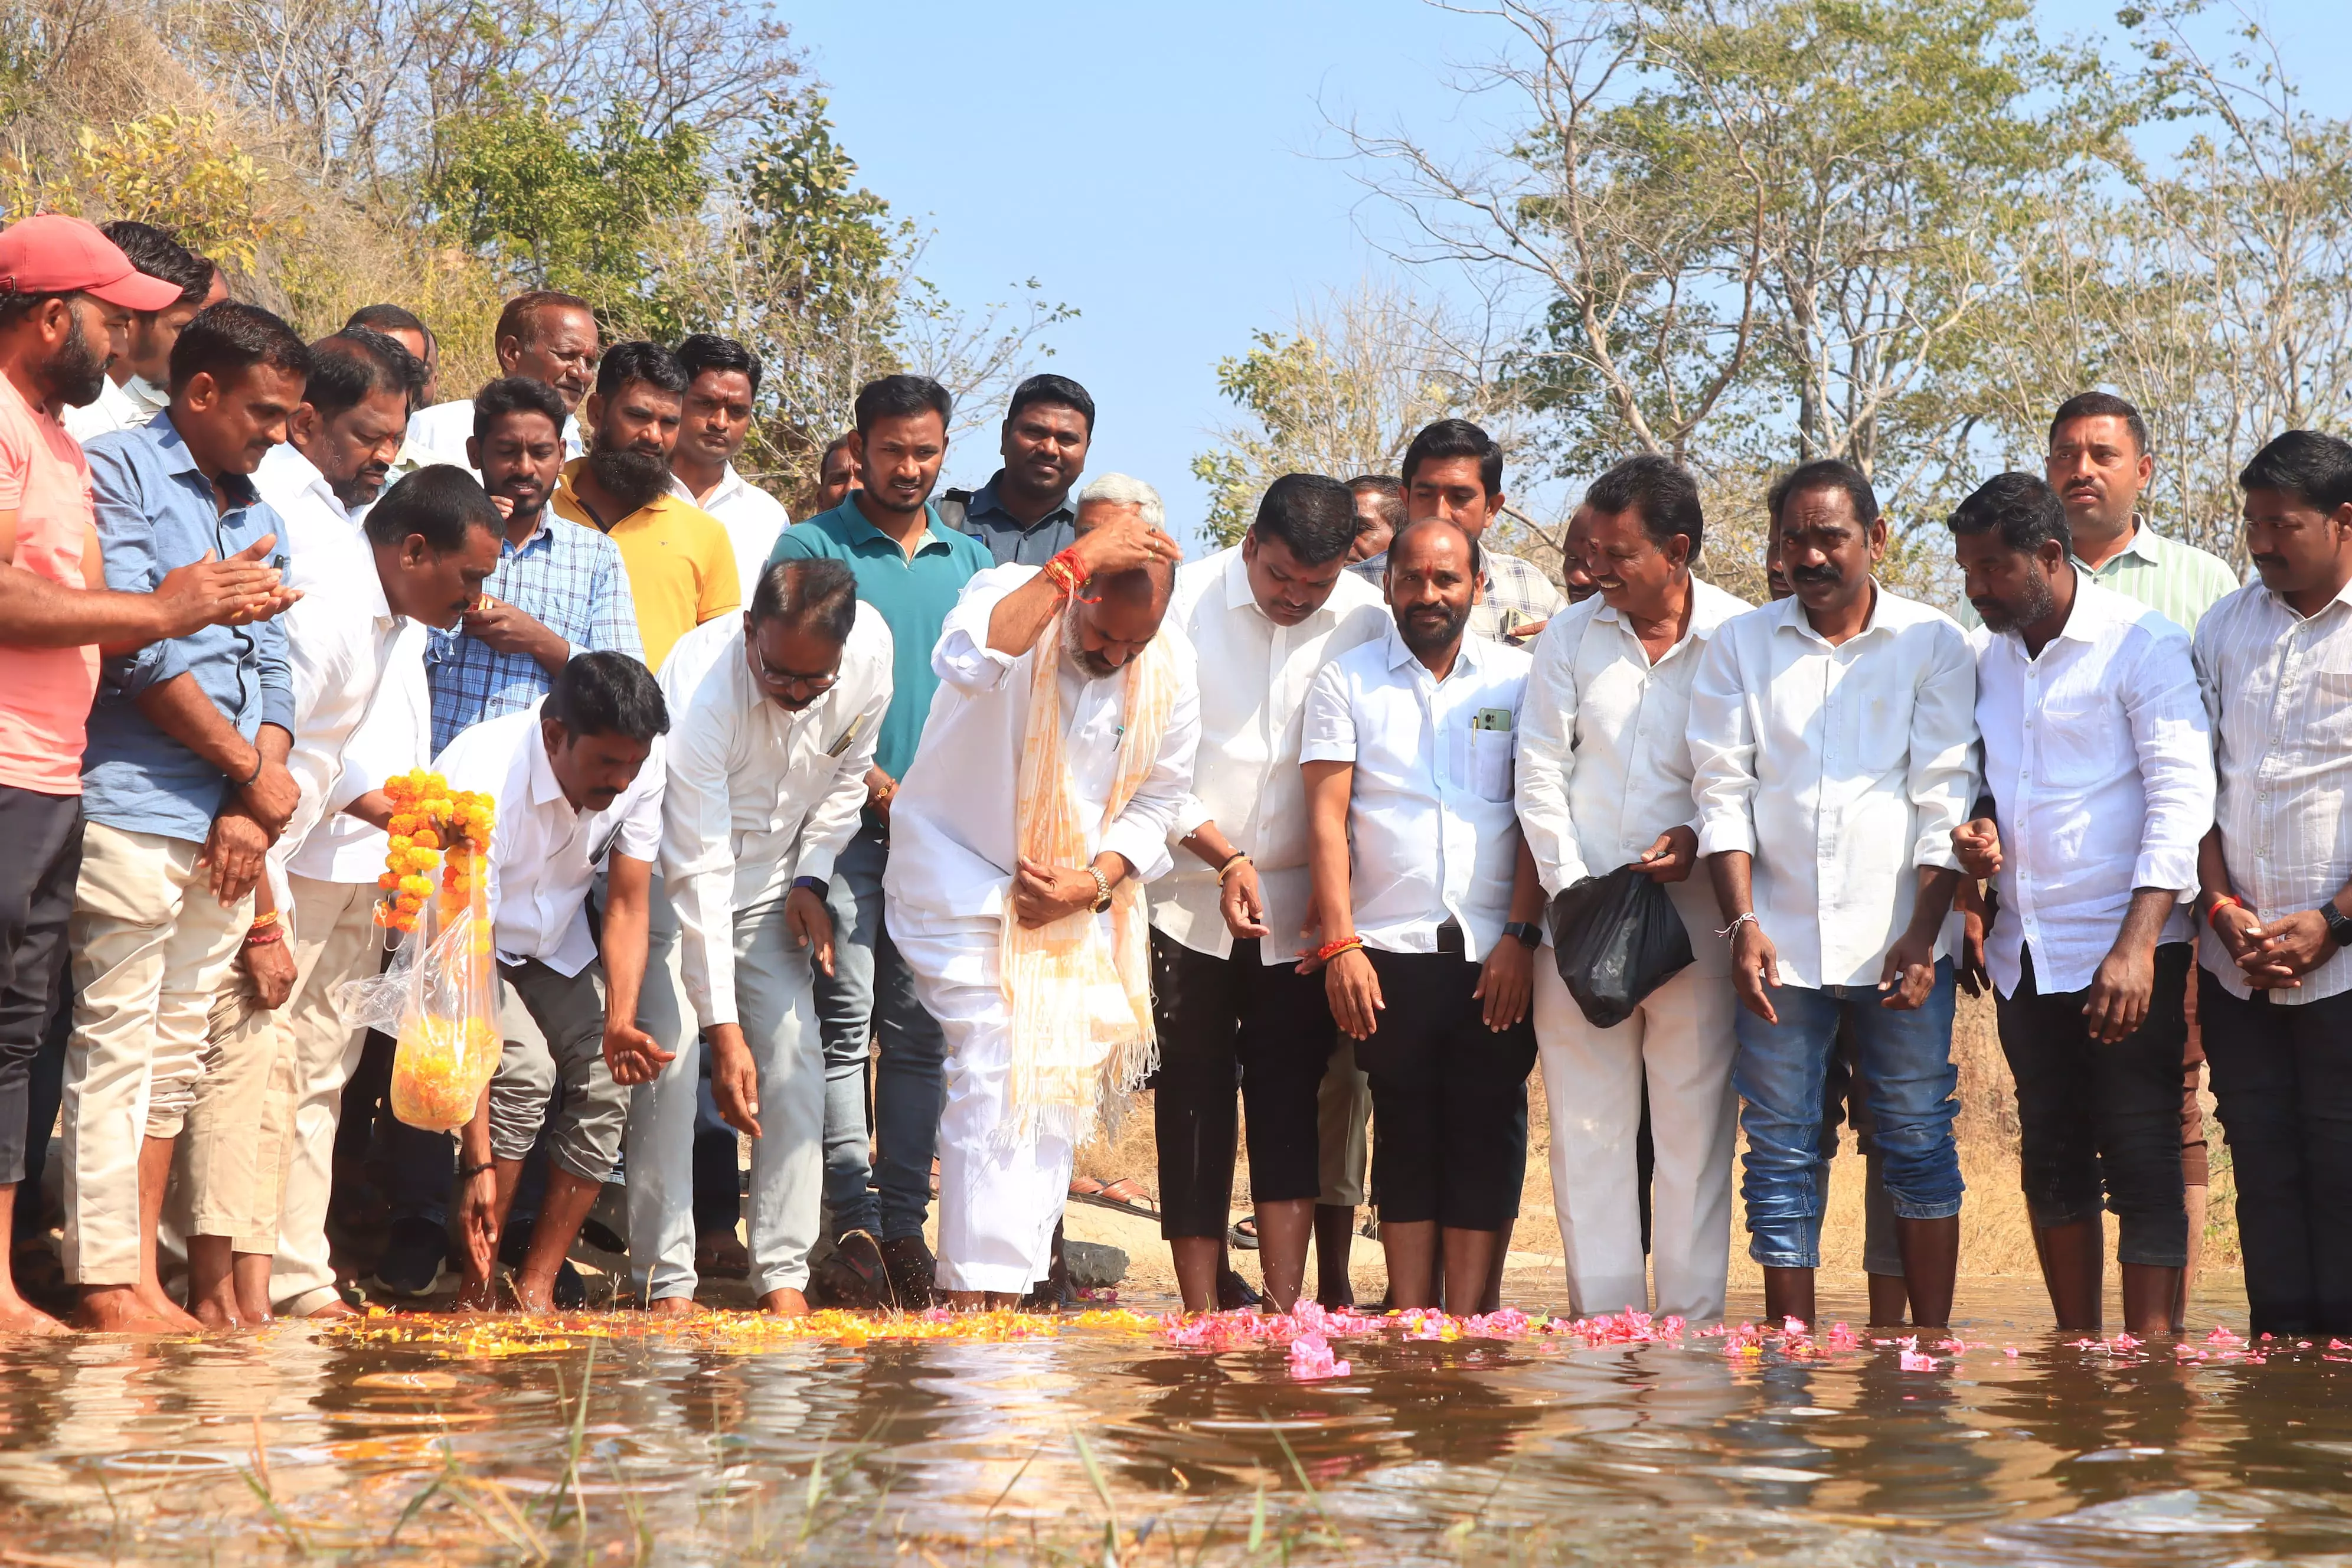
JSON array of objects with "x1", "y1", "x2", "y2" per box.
[{"x1": 0, "y1": 210, "x2": 2346, "y2": 1340}]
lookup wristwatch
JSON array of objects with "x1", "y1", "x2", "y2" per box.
[
  {"x1": 792, "y1": 874, "x2": 829, "y2": 901},
  {"x1": 2322, "y1": 901, "x2": 2352, "y2": 951},
  {"x1": 1503, "y1": 920, "x2": 1543, "y2": 950},
  {"x1": 1088, "y1": 867, "x2": 1114, "y2": 913}
]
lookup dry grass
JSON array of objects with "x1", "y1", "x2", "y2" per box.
[{"x1": 1077, "y1": 986, "x2": 2243, "y2": 1301}]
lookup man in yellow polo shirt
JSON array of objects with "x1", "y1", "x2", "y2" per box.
[{"x1": 551, "y1": 340, "x2": 739, "y2": 670}]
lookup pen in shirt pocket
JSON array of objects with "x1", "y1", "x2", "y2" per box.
[{"x1": 825, "y1": 716, "x2": 862, "y2": 758}]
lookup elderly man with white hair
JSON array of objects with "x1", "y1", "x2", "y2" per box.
[{"x1": 884, "y1": 474, "x2": 1195, "y2": 1308}]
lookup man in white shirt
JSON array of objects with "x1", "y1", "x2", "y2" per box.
[
  {"x1": 1519, "y1": 455, "x2": 1749, "y2": 1324},
  {"x1": 1946, "y1": 472, "x2": 2212, "y2": 1337},
  {"x1": 60, "y1": 222, "x2": 219, "y2": 445},
  {"x1": 1152, "y1": 474, "x2": 1385, "y2": 1313},
  {"x1": 1302, "y1": 515, "x2": 1544, "y2": 1312},
  {"x1": 670, "y1": 335, "x2": 792, "y2": 593},
  {"x1": 2193, "y1": 430, "x2": 2352, "y2": 1338},
  {"x1": 882, "y1": 478, "x2": 1193, "y2": 1309},
  {"x1": 649, "y1": 560, "x2": 890, "y2": 1315},
  {"x1": 1690, "y1": 459, "x2": 1977, "y2": 1331},
  {"x1": 442, "y1": 652, "x2": 671, "y2": 1312},
  {"x1": 178, "y1": 466, "x2": 501, "y2": 1324},
  {"x1": 400, "y1": 290, "x2": 596, "y2": 474}
]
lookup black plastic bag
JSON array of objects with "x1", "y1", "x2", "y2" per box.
[{"x1": 1547, "y1": 863, "x2": 1696, "y2": 1029}]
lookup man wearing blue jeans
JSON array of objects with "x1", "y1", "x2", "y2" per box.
[
  {"x1": 768, "y1": 374, "x2": 991, "y2": 1307},
  {"x1": 1690, "y1": 458, "x2": 1978, "y2": 1331}
]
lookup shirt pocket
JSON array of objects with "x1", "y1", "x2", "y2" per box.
[
  {"x1": 1470, "y1": 727, "x2": 1516, "y2": 803},
  {"x1": 2034, "y1": 703, "x2": 2118, "y2": 790}
]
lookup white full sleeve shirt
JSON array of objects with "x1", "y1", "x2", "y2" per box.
[
  {"x1": 1153, "y1": 545, "x2": 1389, "y2": 963},
  {"x1": 434, "y1": 701, "x2": 666, "y2": 976},
  {"x1": 1972, "y1": 576, "x2": 2213, "y2": 997},
  {"x1": 262, "y1": 447, "x2": 407, "y2": 886},
  {"x1": 883, "y1": 564, "x2": 1203, "y2": 925},
  {"x1": 1301, "y1": 623, "x2": 1533, "y2": 961},
  {"x1": 2193, "y1": 575, "x2": 2352, "y2": 1005},
  {"x1": 1515, "y1": 577, "x2": 1750, "y2": 974},
  {"x1": 684, "y1": 463, "x2": 793, "y2": 605},
  {"x1": 1688, "y1": 584, "x2": 1978, "y2": 989},
  {"x1": 657, "y1": 606, "x2": 892, "y2": 1028}
]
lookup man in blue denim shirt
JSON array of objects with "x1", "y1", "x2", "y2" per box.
[{"x1": 65, "y1": 302, "x2": 311, "y2": 1332}]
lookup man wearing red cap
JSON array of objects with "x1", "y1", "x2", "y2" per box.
[{"x1": 0, "y1": 213, "x2": 288, "y2": 1331}]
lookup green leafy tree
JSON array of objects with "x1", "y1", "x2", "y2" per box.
[{"x1": 427, "y1": 86, "x2": 707, "y2": 301}]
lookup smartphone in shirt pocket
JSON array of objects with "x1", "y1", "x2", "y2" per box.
[{"x1": 1468, "y1": 706, "x2": 1516, "y2": 802}]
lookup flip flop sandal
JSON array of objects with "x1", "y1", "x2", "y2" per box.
[
  {"x1": 1072, "y1": 1177, "x2": 1161, "y2": 1220},
  {"x1": 1227, "y1": 1216, "x2": 1260, "y2": 1250}
]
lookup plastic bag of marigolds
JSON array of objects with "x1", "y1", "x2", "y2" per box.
[{"x1": 333, "y1": 771, "x2": 503, "y2": 1132}]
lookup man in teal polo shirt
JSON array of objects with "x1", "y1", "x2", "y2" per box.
[{"x1": 767, "y1": 373, "x2": 991, "y2": 1308}]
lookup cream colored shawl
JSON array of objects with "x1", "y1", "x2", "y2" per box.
[{"x1": 997, "y1": 611, "x2": 1180, "y2": 1147}]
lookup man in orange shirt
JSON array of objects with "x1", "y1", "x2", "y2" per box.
[{"x1": 0, "y1": 215, "x2": 286, "y2": 1331}]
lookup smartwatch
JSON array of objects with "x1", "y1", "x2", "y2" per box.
[
  {"x1": 792, "y1": 874, "x2": 830, "y2": 901},
  {"x1": 1503, "y1": 920, "x2": 1544, "y2": 950},
  {"x1": 2322, "y1": 901, "x2": 2352, "y2": 952}
]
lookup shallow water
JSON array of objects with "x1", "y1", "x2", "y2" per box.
[{"x1": 2, "y1": 1282, "x2": 2348, "y2": 1566}]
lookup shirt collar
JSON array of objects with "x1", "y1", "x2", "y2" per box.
[
  {"x1": 1772, "y1": 577, "x2": 1891, "y2": 646},
  {"x1": 524, "y1": 711, "x2": 572, "y2": 815},
  {"x1": 2263, "y1": 569, "x2": 2352, "y2": 622},
  {"x1": 828, "y1": 494, "x2": 952, "y2": 556},
  {"x1": 156, "y1": 412, "x2": 261, "y2": 508},
  {"x1": 967, "y1": 472, "x2": 1074, "y2": 531},
  {"x1": 264, "y1": 442, "x2": 346, "y2": 519},
  {"x1": 1382, "y1": 616, "x2": 1485, "y2": 677},
  {"x1": 557, "y1": 458, "x2": 678, "y2": 530}
]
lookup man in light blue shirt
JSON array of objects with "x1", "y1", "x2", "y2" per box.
[{"x1": 66, "y1": 302, "x2": 310, "y2": 1332}]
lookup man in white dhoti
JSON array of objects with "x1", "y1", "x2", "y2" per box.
[{"x1": 883, "y1": 474, "x2": 1194, "y2": 1309}]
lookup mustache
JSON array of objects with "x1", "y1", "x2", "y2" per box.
[{"x1": 1789, "y1": 563, "x2": 1840, "y2": 584}]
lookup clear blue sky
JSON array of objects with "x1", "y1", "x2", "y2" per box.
[{"x1": 790, "y1": 0, "x2": 2352, "y2": 554}]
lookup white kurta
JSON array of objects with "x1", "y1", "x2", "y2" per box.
[{"x1": 884, "y1": 566, "x2": 1201, "y2": 1293}]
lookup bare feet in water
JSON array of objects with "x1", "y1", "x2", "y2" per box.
[
  {"x1": 756, "y1": 1287, "x2": 810, "y2": 1317},
  {"x1": 74, "y1": 1283, "x2": 199, "y2": 1333},
  {"x1": 0, "y1": 1289, "x2": 66, "y2": 1335},
  {"x1": 645, "y1": 1294, "x2": 701, "y2": 1318}
]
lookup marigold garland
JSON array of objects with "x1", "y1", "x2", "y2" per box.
[{"x1": 374, "y1": 769, "x2": 496, "y2": 933}]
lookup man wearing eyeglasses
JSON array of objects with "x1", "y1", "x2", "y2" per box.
[{"x1": 645, "y1": 557, "x2": 891, "y2": 1314}]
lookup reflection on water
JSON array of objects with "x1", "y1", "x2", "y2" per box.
[{"x1": 1, "y1": 1283, "x2": 2348, "y2": 1564}]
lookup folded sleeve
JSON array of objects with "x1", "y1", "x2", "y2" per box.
[
  {"x1": 1687, "y1": 625, "x2": 1759, "y2": 858},
  {"x1": 932, "y1": 564, "x2": 1033, "y2": 694},
  {"x1": 1904, "y1": 620, "x2": 1978, "y2": 873},
  {"x1": 2123, "y1": 626, "x2": 2216, "y2": 899},
  {"x1": 1297, "y1": 660, "x2": 1357, "y2": 766},
  {"x1": 1514, "y1": 615, "x2": 1592, "y2": 897}
]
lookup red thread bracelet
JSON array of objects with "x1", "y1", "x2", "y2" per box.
[
  {"x1": 2206, "y1": 894, "x2": 2246, "y2": 930},
  {"x1": 1315, "y1": 935, "x2": 1364, "y2": 963}
]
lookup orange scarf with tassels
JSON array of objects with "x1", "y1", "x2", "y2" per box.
[{"x1": 997, "y1": 612, "x2": 1179, "y2": 1148}]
